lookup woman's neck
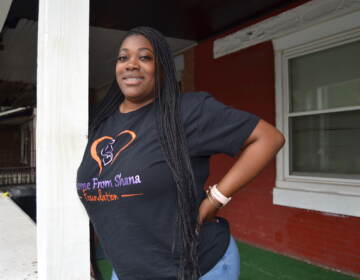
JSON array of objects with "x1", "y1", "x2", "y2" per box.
[{"x1": 119, "y1": 97, "x2": 155, "y2": 113}]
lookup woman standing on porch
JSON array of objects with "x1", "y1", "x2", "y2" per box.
[{"x1": 77, "y1": 26, "x2": 284, "y2": 280}]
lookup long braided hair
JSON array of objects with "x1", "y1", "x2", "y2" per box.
[{"x1": 89, "y1": 26, "x2": 200, "y2": 280}]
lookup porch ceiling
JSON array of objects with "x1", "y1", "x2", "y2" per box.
[
  {"x1": 6, "y1": 0, "x2": 305, "y2": 41},
  {"x1": 1, "y1": 0, "x2": 307, "y2": 106}
]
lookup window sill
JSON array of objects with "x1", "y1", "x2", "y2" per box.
[{"x1": 273, "y1": 185, "x2": 360, "y2": 217}]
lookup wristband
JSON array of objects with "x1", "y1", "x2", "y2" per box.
[
  {"x1": 209, "y1": 184, "x2": 232, "y2": 207},
  {"x1": 206, "y1": 189, "x2": 222, "y2": 209}
]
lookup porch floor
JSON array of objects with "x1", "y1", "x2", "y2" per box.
[
  {"x1": 95, "y1": 240, "x2": 359, "y2": 280},
  {"x1": 237, "y1": 241, "x2": 358, "y2": 280}
]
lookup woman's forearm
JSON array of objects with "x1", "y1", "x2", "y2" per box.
[{"x1": 216, "y1": 119, "x2": 285, "y2": 197}]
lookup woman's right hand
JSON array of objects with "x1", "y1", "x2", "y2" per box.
[{"x1": 198, "y1": 197, "x2": 220, "y2": 225}]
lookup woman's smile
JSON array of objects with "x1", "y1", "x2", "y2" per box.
[{"x1": 122, "y1": 75, "x2": 145, "y2": 86}]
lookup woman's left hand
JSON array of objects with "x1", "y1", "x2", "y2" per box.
[{"x1": 198, "y1": 197, "x2": 220, "y2": 225}]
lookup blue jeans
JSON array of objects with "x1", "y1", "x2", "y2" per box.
[{"x1": 111, "y1": 235, "x2": 240, "y2": 280}]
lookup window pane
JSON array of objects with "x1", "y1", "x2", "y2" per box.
[
  {"x1": 289, "y1": 110, "x2": 360, "y2": 179},
  {"x1": 289, "y1": 40, "x2": 360, "y2": 113}
]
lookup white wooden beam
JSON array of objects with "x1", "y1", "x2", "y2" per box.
[
  {"x1": 0, "y1": 0, "x2": 12, "y2": 32},
  {"x1": 36, "y1": 0, "x2": 90, "y2": 279},
  {"x1": 213, "y1": 0, "x2": 360, "y2": 59}
]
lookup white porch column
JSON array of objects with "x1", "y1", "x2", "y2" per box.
[
  {"x1": 0, "y1": 0, "x2": 12, "y2": 31},
  {"x1": 36, "y1": 0, "x2": 90, "y2": 279}
]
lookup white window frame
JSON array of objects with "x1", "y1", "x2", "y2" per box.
[{"x1": 273, "y1": 10, "x2": 360, "y2": 217}]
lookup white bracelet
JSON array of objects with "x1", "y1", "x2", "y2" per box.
[{"x1": 210, "y1": 184, "x2": 232, "y2": 207}]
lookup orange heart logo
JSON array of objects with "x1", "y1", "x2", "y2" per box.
[{"x1": 90, "y1": 130, "x2": 137, "y2": 175}]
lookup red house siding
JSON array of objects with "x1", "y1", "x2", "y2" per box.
[{"x1": 193, "y1": 35, "x2": 360, "y2": 277}]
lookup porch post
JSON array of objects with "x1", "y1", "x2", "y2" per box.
[
  {"x1": 36, "y1": 0, "x2": 90, "y2": 279},
  {"x1": 0, "y1": 0, "x2": 13, "y2": 31}
]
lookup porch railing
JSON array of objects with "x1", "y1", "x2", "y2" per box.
[{"x1": 0, "y1": 167, "x2": 36, "y2": 186}]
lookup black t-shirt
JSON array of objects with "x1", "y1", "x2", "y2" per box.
[{"x1": 77, "y1": 92, "x2": 260, "y2": 280}]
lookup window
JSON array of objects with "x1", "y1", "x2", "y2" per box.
[
  {"x1": 273, "y1": 10, "x2": 360, "y2": 217},
  {"x1": 289, "y1": 41, "x2": 360, "y2": 180}
]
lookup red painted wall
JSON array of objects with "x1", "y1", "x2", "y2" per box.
[{"x1": 193, "y1": 16, "x2": 360, "y2": 279}]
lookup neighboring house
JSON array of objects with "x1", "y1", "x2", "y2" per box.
[
  {"x1": 0, "y1": 3, "x2": 37, "y2": 188},
  {"x1": 0, "y1": 107, "x2": 35, "y2": 186}
]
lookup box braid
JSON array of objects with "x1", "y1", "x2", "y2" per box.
[{"x1": 89, "y1": 26, "x2": 201, "y2": 280}]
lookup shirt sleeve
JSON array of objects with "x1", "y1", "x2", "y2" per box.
[{"x1": 191, "y1": 92, "x2": 260, "y2": 157}]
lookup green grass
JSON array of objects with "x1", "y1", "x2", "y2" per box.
[
  {"x1": 237, "y1": 241, "x2": 358, "y2": 280},
  {"x1": 95, "y1": 259, "x2": 113, "y2": 280},
  {"x1": 95, "y1": 241, "x2": 359, "y2": 280}
]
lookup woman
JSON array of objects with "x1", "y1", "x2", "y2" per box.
[{"x1": 77, "y1": 26, "x2": 285, "y2": 280}]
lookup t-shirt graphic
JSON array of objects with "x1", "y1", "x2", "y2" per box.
[
  {"x1": 78, "y1": 129, "x2": 146, "y2": 203},
  {"x1": 91, "y1": 130, "x2": 136, "y2": 174}
]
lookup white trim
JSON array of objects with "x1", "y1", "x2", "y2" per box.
[
  {"x1": 275, "y1": 57, "x2": 284, "y2": 188},
  {"x1": 0, "y1": 0, "x2": 12, "y2": 32},
  {"x1": 36, "y1": 0, "x2": 90, "y2": 279},
  {"x1": 274, "y1": 188, "x2": 360, "y2": 217},
  {"x1": 276, "y1": 180, "x2": 360, "y2": 195},
  {"x1": 0, "y1": 107, "x2": 27, "y2": 117},
  {"x1": 281, "y1": 28, "x2": 360, "y2": 58},
  {"x1": 273, "y1": 9, "x2": 360, "y2": 216},
  {"x1": 213, "y1": 0, "x2": 360, "y2": 59},
  {"x1": 273, "y1": 9, "x2": 360, "y2": 51},
  {"x1": 288, "y1": 105, "x2": 360, "y2": 117}
]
